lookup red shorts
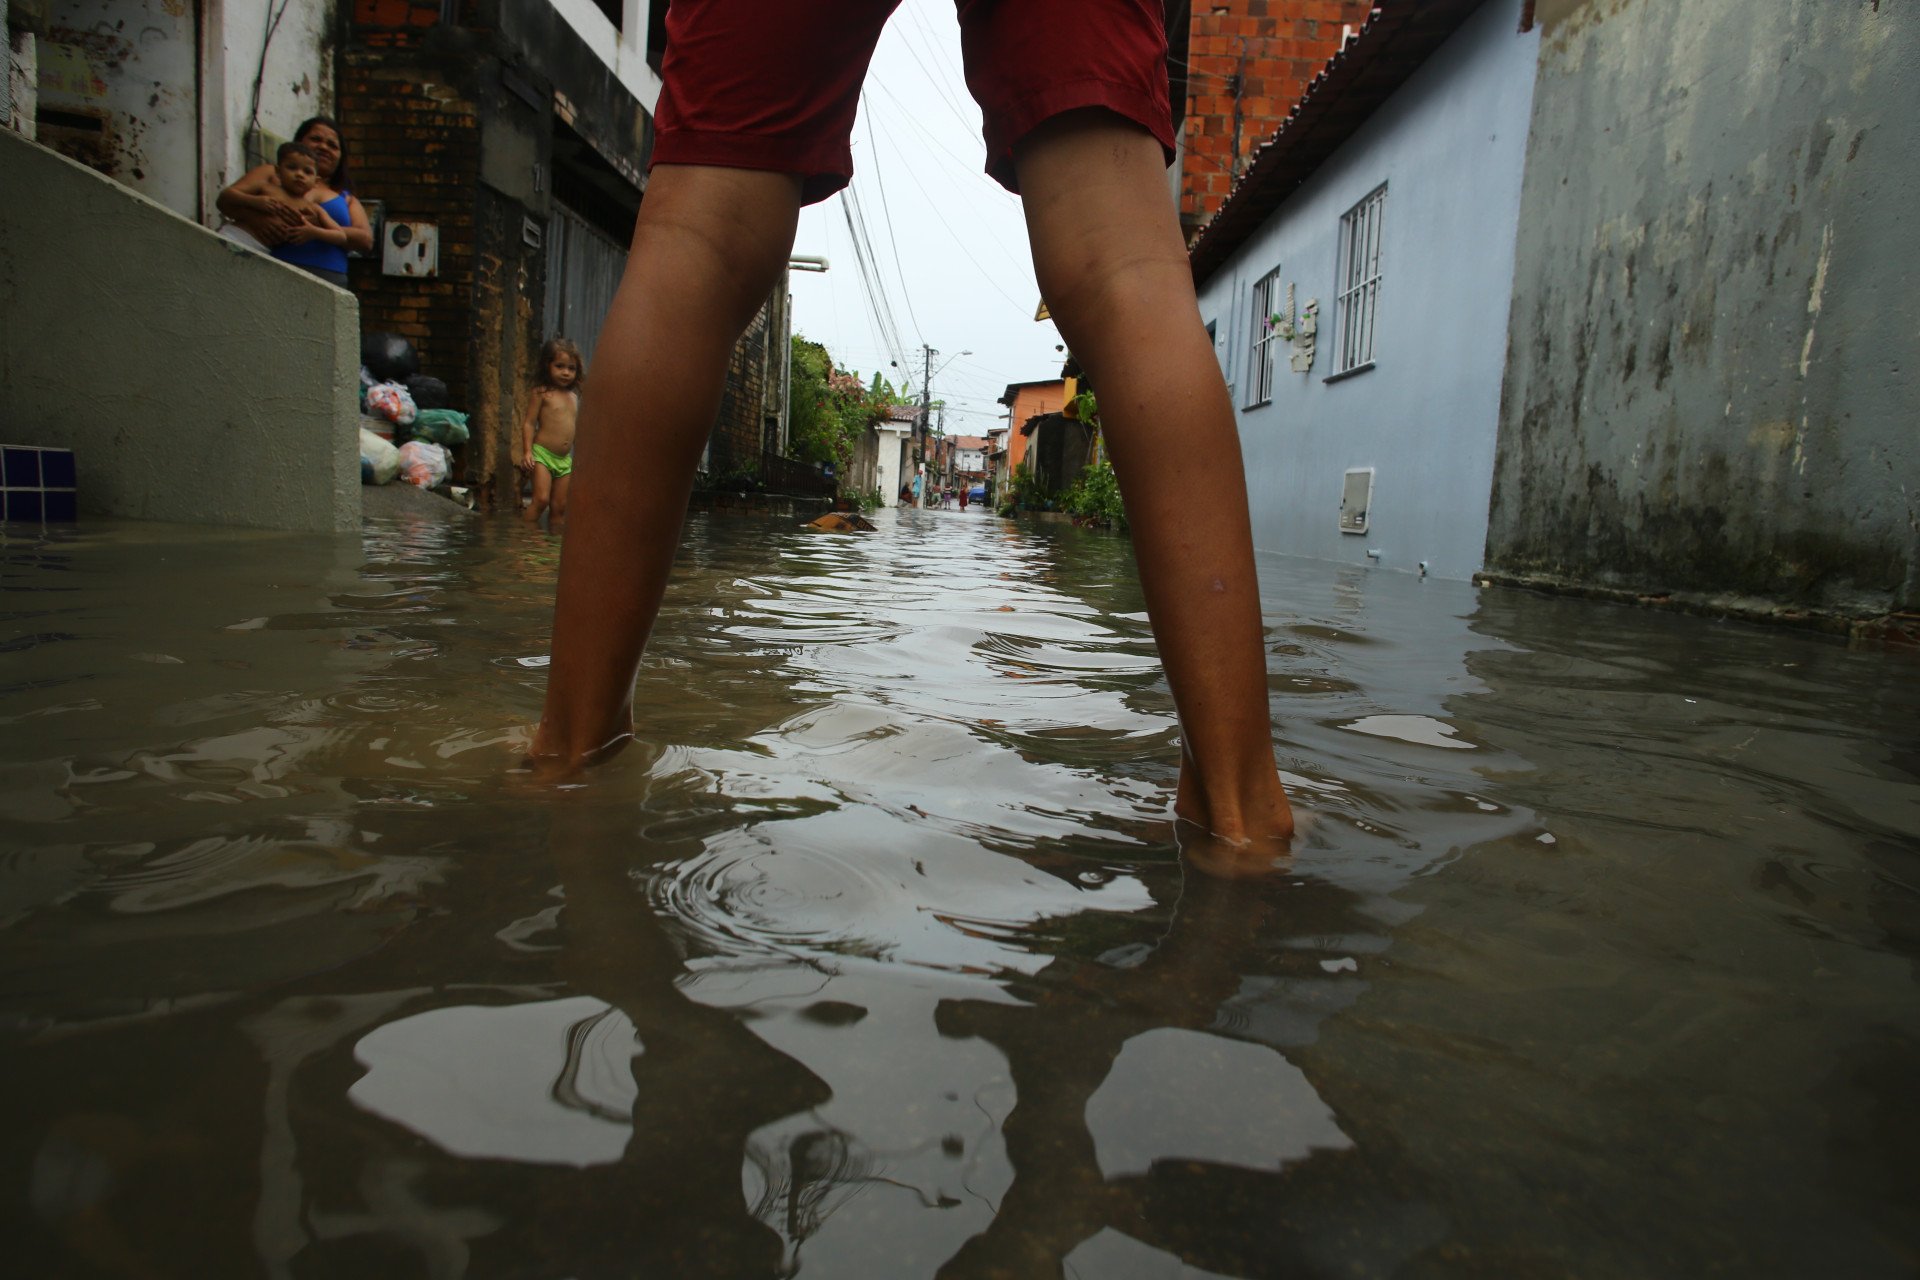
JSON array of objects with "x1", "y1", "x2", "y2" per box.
[{"x1": 650, "y1": 0, "x2": 1175, "y2": 204}]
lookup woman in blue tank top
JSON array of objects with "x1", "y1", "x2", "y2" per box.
[{"x1": 216, "y1": 116, "x2": 372, "y2": 288}]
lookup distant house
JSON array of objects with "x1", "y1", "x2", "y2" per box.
[
  {"x1": 984, "y1": 425, "x2": 1010, "y2": 501},
  {"x1": 950, "y1": 436, "x2": 988, "y2": 481},
  {"x1": 1190, "y1": 0, "x2": 1539, "y2": 581},
  {"x1": 1020, "y1": 412, "x2": 1097, "y2": 499},
  {"x1": 845, "y1": 404, "x2": 920, "y2": 508},
  {"x1": 995, "y1": 378, "x2": 1066, "y2": 478}
]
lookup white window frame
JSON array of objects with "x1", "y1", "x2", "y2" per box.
[
  {"x1": 1334, "y1": 185, "x2": 1386, "y2": 377},
  {"x1": 1247, "y1": 266, "x2": 1281, "y2": 407}
]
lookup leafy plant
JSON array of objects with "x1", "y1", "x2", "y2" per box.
[
  {"x1": 1062, "y1": 459, "x2": 1127, "y2": 531},
  {"x1": 1007, "y1": 461, "x2": 1051, "y2": 509},
  {"x1": 789, "y1": 335, "x2": 903, "y2": 498},
  {"x1": 1068, "y1": 387, "x2": 1100, "y2": 425}
]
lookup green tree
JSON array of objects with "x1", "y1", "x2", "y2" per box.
[{"x1": 789, "y1": 334, "x2": 896, "y2": 498}]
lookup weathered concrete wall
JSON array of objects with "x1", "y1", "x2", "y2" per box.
[
  {"x1": 1195, "y1": 0, "x2": 1540, "y2": 581},
  {"x1": 32, "y1": 0, "x2": 338, "y2": 225},
  {"x1": 212, "y1": 0, "x2": 339, "y2": 195},
  {"x1": 1487, "y1": 0, "x2": 1919, "y2": 614},
  {"x1": 37, "y1": 0, "x2": 202, "y2": 218},
  {"x1": 0, "y1": 130, "x2": 359, "y2": 532}
]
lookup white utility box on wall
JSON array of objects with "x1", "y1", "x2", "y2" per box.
[{"x1": 383, "y1": 221, "x2": 439, "y2": 277}]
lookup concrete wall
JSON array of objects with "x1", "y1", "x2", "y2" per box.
[
  {"x1": 1195, "y1": 0, "x2": 1540, "y2": 581},
  {"x1": 0, "y1": 130, "x2": 359, "y2": 532},
  {"x1": 1487, "y1": 0, "x2": 1919, "y2": 614},
  {"x1": 209, "y1": 0, "x2": 339, "y2": 203},
  {"x1": 36, "y1": 0, "x2": 202, "y2": 217},
  {"x1": 32, "y1": 0, "x2": 337, "y2": 225}
]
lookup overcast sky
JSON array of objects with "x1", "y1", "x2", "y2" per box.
[{"x1": 785, "y1": 0, "x2": 1069, "y2": 438}]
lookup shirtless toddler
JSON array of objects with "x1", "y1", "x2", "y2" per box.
[
  {"x1": 225, "y1": 143, "x2": 347, "y2": 249},
  {"x1": 519, "y1": 338, "x2": 584, "y2": 529}
]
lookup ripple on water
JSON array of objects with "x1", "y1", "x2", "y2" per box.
[
  {"x1": 91, "y1": 835, "x2": 445, "y2": 913},
  {"x1": 646, "y1": 815, "x2": 1156, "y2": 976},
  {"x1": 647, "y1": 834, "x2": 904, "y2": 963}
]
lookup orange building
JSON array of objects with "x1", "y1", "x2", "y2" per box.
[{"x1": 996, "y1": 379, "x2": 1068, "y2": 478}]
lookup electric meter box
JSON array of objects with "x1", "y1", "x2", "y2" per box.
[{"x1": 383, "y1": 221, "x2": 440, "y2": 278}]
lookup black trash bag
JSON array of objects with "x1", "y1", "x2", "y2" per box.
[
  {"x1": 361, "y1": 332, "x2": 419, "y2": 383},
  {"x1": 406, "y1": 374, "x2": 450, "y2": 411}
]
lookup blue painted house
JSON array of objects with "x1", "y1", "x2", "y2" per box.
[{"x1": 1190, "y1": 0, "x2": 1540, "y2": 581}]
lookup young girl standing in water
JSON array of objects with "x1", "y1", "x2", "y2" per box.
[{"x1": 518, "y1": 338, "x2": 585, "y2": 529}]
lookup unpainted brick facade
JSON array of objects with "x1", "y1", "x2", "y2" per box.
[
  {"x1": 341, "y1": 1, "x2": 547, "y2": 510},
  {"x1": 1178, "y1": 0, "x2": 1374, "y2": 236},
  {"x1": 708, "y1": 294, "x2": 789, "y2": 481},
  {"x1": 341, "y1": 58, "x2": 481, "y2": 412},
  {"x1": 338, "y1": 1, "x2": 785, "y2": 508}
]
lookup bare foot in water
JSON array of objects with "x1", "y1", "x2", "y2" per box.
[
  {"x1": 1174, "y1": 755, "x2": 1296, "y2": 843},
  {"x1": 518, "y1": 716, "x2": 635, "y2": 782},
  {"x1": 1174, "y1": 818, "x2": 1297, "y2": 879}
]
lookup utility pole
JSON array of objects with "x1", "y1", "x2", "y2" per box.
[{"x1": 918, "y1": 344, "x2": 934, "y2": 508}]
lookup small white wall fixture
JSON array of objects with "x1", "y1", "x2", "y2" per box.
[{"x1": 383, "y1": 220, "x2": 440, "y2": 277}]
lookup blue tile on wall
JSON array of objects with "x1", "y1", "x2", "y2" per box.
[
  {"x1": 2, "y1": 447, "x2": 39, "y2": 488},
  {"x1": 7, "y1": 490, "x2": 43, "y2": 523},
  {"x1": 40, "y1": 450, "x2": 76, "y2": 489},
  {"x1": 42, "y1": 491, "x2": 78, "y2": 522}
]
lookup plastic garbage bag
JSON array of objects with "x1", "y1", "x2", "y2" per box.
[
  {"x1": 410, "y1": 409, "x2": 470, "y2": 445},
  {"x1": 397, "y1": 440, "x2": 450, "y2": 488},
  {"x1": 406, "y1": 374, "x2": 450, "y2": 410},
  {"x1": 360, "y1": 427, "x2": 400, "y2": 485},
  {"x1": 361, "y1": 332, "x2": 419, "y2": 382},
  {"x1": 366, "y1": 381, "x2": 418, "y2": 426}
]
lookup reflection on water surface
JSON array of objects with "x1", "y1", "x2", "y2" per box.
[{"x1": 1, "y1": 508, "x2": 1916, "y2": 1277}]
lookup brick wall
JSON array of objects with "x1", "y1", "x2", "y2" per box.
[
  {"x1": 471, "y1": 186, "x2": 549, "y2": 506},
  {"x1": 340, "y1": 55, "x2": 479, "y2": 411},
  {"x1": 352, "y1": 0, "x2": 462, "y2": 38},
  {"x1": 709, "y1": 298, "x2": 777, "y2": 479},
  {"x1": 1178, "y1": 0, "x2": 1374, "y2": 236}
]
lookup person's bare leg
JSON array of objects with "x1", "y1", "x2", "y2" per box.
[
  {"x1": 524, "y1": 464, "x2": 551, "y2": 524},
  {"x1": 1015, "y1": 110, "x2": 1293, "y2": 843},
  {"x1": 531, "y1": 164, "x2": 803, "y2": 767},
  {"x1": 548, "y1": 472, "x2": 572, "y2": 534}
]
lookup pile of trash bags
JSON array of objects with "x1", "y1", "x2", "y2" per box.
[
  {"x1": 358, "y1": 432, "x2": 452, "y2": 488},
  {"x1": 358, "y1": 331, "x2": 470, "y2": 489}
]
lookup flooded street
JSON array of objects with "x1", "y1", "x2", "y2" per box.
[{"x1": 2, "y1": 506, "x2": 1916, "y2": 1277}]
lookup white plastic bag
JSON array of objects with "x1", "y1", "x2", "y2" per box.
[
  {"x1": 366, "y1": 381, "x2": 418, "y2": 426},
  {"x1": 397, "y1": 440, "x2": 450, "y2": 488},
  {"x1": 360, "y1": 427, "x2": 400, "y2": 485}
]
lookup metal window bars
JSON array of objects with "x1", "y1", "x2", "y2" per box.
[
  {"x1": 1336, "y1": 186, "x2": 1386, "y2": 375},
  {"x1": 1248, "y1": 267, "x2": 1280, "y2": 406}
]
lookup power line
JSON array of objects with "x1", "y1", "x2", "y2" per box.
[
  {"x1": 887, "y1": 4, "x2": 979, "y2": 138},
  {"x1": 837, "y1": 188, "x2": 910, "y2": 377},
  {"x1": 842, "y1": 181, "x2": 911, "y2": 374},
  {"x1": 862, "y1": 94, "x2": 924, "y2": 349},
  {"x1": 863, "y1": 78, "x2": 1031, "y2": 275},
  {"x1": 868, "y1": 112, "x2": 1033, "y2": 319}
]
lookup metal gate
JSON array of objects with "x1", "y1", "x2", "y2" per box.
[{"x1": 542, "y1": 201, "x2": 626, "y2": 364}]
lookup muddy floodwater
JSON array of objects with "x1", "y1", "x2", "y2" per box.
[{"x1": 2, "y1": 506, "x2": 1916, "y2": 1277}]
